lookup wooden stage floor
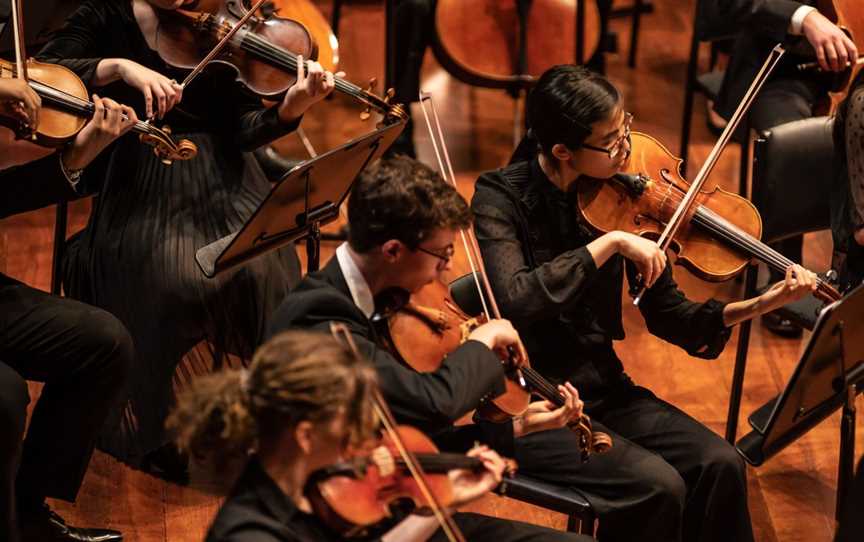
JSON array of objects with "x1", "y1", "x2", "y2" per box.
[{"x1": 1, "y1": 1, "x2": 861, "y2": 540}]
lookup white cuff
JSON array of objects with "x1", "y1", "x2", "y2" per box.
[{"x1": 789, "y1": 5, "x2": 817, "y2": 35}]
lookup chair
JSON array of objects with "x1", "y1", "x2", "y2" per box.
[
  {"x1": 51, "y1": 203, "x2": 67, "y2": 295},
  {"x1": 679, "y1": 0, "x2": 748, "y2": 195},
  {"x1": 724, "y1": 116, "x2": 835, "y2": 443},
  {"x1": 449, "y1": 273, "x2": 598, "y2": 536},
  {"x1": 609, "y1": 0, "x2": 654, "y2": 68}
]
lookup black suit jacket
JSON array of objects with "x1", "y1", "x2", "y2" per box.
[
  {"x1": 714, "y1": 0, "x2": 813, "y2": 120},
  {"x1": 1, "y1": 152, "x2": 79, "y2": 220},
  {"x1": 267, "y1": 257, "x2": 512, "y2": 451}
]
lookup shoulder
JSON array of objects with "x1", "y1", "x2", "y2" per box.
[{"x1": 268, "y1": 275, "x2": 367, "y2": 338}]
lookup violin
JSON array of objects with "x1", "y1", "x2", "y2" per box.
[
  {"x1": 0, "y1": 0, "x2": 197, "y2": 164},
  {"x1": 576, "y1": 131, "x2": 842, "y2": 304},
  {"x1": 264, "y1": 0, "x2": 339, "y2": 73},
  {"x1": 433, "y1": 0, "x2": 602, "y2": 90},
  {"x1": 307, "y1": 424, "x2": 515, "y2": 537},
  {"x1": 150, "y1": 0, "x2": 406, "y2": 123}
]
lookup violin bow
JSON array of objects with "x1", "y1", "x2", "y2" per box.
[
  {"x1": 328, "y1": 323, "x2": 467, "y2": 542},
  {"x1": 178, "y1": 0, "x2": 269, "y2": 90},
  {"x1": 631, "y1": 44, "x2": 787, "y2": 305},
  {"x1": 9, "y1": 0, "x2": 34, "y2": 137}
]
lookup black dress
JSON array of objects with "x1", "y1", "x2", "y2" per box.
[{"x1": 38, "y1": 0, "x2": 302, "y2": 465}]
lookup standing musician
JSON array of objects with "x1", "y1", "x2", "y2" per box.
[
  {"x1": 267, "y1": 156, "x2": 592, "y2": 541},
  {"x1": 831, "y1": 70, "x2": 864, "y2": 293},
  {"x1": 714, "y1": 0, "x2": 858, "y2": 337},
  {"x1": 472, "y1": 65, "x2": 819, "y2": 542},
  {"x1": 34, "y1": 0, "x2": 338, "y2": 477},
  {"x1": 1, "y1": 79, "x2": 138, "y2": 541},
  {"x1": 168, "y1": 330, "x2": 594, "y2": 542}
]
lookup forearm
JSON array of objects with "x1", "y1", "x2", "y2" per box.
[
  {"x1": 585, "y1": 231, "x2": 622, "y2": 269},
  {"x1": 722, "y1": 296, "x2": 765, "y2": 327},
  {"x1": 382, "y1": 514, "x2": 444, "y2": 542},
  {"x1": 93, "y1": 58, "x2": 126, "y2": 87}
]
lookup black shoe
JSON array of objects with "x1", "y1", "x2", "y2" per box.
[
  {"x1": 19, "y1": 504, "x2": 122, "y2": 542},
  {"x1": 141, "y1": 443, "x2": 189, "y2": 484},
  {"x1": 761, "y1": 310, "x2": 804, "y2": 338}
]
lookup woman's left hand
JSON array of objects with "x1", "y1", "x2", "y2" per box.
[
  {"x1": 448, "y1": 445, "x2": 506, "y2": 509},
  {"x1": 278, "y1": 56, "x2": 342, "y2": 123},
  {"x1": 757, "y1": 264, "x2": 818, "y2": 313}
]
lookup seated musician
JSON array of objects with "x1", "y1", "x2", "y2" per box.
[
  {"x1": 1, "y1": 80, "x2": 137, "y2": 542},
  {"x1": 471, "y1": 65, "x2": 819, "y2": 542},
  {"x1": 832, "y1": 71, "x2": 864, "y2": 293},
  {"x1": 169, "y1": 330, "x2": 593, "y2": 542},
  {"x1": 714, "y1": 0, "x2": 858, "y2": 336},
  {"x1": 267, "y1": 156, "x2": 591, "y2": 541}
]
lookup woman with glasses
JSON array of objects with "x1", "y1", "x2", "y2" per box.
[{"x1": 470, "y1": 64, "x2": 817, "y2": 542}]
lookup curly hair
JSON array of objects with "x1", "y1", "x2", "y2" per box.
[
  {"x1": 347, "y1": 155, "x2": 472, "y2": 253},
  {"x1": 167, "y1": 330, "x2": 379, "y2": 461}
]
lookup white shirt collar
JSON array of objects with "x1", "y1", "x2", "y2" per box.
[{"x1": 335, "y1": 243, "x2": 375, "y2": 318}]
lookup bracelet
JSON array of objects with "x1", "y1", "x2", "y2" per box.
[{"x1": 59, "y1": 152, "x2": 83, "y2": 191}]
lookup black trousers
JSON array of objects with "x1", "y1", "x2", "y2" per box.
[
  {"x1": 514, "y1": 384, "x2": 752, "y2": 542},
  {"x1": 0, "y1": 273, "x2": 132, "y2": 539},
  {"x1": 430, "y1": 512, "x2": 591, "y2": 542},
  {"x1": 749, "y1": 76, "x2": 825, "y2": 281}
]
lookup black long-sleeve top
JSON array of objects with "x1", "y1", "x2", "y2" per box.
[
  {"x1": 471, "y1": 160, "x2": 731, "y2": 406},
  {"x1": 36, "y1": 0, "x2": 298, "y2": 151}
]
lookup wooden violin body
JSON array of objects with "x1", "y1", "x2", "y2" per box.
[
  {"x1": 577, "y1": 132, "x2": 841, "y2": 302},
  {"x1": 433, "y1": 0, "x2": 602, "y2": 89},
  {"x1": 265, "y1": 0, "x2": 339, "y2": 72},
  {"x1": 307, "y1": 425, "x2": 494, "y2": 536}
]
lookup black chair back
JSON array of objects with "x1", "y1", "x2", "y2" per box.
[
  {"x1": 753, "y1": 116, "x2": 835, "y2": 244},
  {"x1": 449, "y1": 272, "x2": 483, "y2": 317}
]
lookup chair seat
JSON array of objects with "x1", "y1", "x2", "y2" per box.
[{"x1": 496, "y1": 474, "x2": 594, "y2": 517}]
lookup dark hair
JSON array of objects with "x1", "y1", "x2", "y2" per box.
[
  {"x1": 526, "y1": 64, "x2": 620, "y2": 156},
  {"x1": 168, "y1": 331, "x2": 378, "y2": 461},
  {"x1": 347, "y1": 155, "x2": 472, "y2": 253}
]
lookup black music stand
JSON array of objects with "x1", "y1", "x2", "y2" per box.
[
  {"x1": 195, "y1": 121, "x2": 404, "y2": 277},
  {"x1": 736, "y1": 283, "x2": 864, "y2": 521}
]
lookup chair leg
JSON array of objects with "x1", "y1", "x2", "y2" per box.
[
  {"x1": 725, "y1": 263, "x2": 759, "y2": 443},
  {"x1": 51, "y1": 202, "x2": 68, "y2": 296},
  {"x1": 738, "y1": 124, "x2": 752, "y2": 198},
  {"x1": 679, "y1": 29, "x2": 700, "y2": 178},
  {"x1": 628, "y1": 0, "x2": 643, "y2": 68}
]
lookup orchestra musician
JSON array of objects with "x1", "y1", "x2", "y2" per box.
[
  {"x1": 34, "y1": 0, "x2": 338, "y2": 477},
  {"x1": 714, "y1": 0, "x2": 858, "y2": 336},
  {"x1": 472, "y1": 64, "x2": 819, "y2": 542},
  {"x1": 0, "y1": 79, "x2": 137, "y2": 541},
  {"x1": 168, "y1": 330, "x2": 594, "y2": 542}
]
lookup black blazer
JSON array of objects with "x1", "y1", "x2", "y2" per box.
[
  {"x1": 1, "y1": 153, "x2": 79, "y2": 220},
  {"x1": 714, "y1": 0, "x2": 812, "y2": 120},
  {"x1": 267, "y1": 257, "x2": 511, "y2": 446}
]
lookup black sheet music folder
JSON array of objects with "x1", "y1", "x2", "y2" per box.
[{"x1": 195, "y1": 121, "x2": 404, "y2": 278}]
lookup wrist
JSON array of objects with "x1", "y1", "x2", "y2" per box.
[{"x1": 277, "y1": 98, "x2": 304, "y2": 124}]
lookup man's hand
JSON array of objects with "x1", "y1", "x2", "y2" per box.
[
  {"x1": 757, "y1": 264, "x2": 818, "y2": 314},
  {"x1": 802, "y1": 10, "x2": 858, "y2": 73},
  {"x1": 62, "y1": 95, "x2": 138, "y2": 171},
  {"x1": 467, "y1": 319, "x2": 528, "y2": 367}
]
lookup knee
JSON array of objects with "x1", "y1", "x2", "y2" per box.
[
  {"x1": 642, "y1": 459, "x2": 688, "y2": 515},
  {"x1": 700, "y1": 441, "x2": 747, "y2": 489},
  {"x1": 78, "y1": 309, "x2": 134, "y2": 383},
  {"x1": 0, "y1": 372, "x2": 29, "y2": 450}
]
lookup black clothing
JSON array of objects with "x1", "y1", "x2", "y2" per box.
[
  {"x1": 832, "y1": 85, "x2": 864, "y2": 292},
  {"x1": 37, "y1": 0, "x2": 302, "y2": 464},
  {"x1": 470, "y1": 160, "x2": 753, "y2": 542},
  {"x1": 1, "y1": 158, "x2": 133, "y2": 542},
  {"x1": 267, "y1": 257, "x2": 509, "y2": 445},
  {"x1": 208, "y1": 456, "x2": 592, "y2": 542},
  {"x1": 471, "y1": 159, "x2": 730, "y2": 406}
]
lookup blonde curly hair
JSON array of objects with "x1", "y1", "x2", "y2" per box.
[{"x1": 167, "y1": 330, "x2": 379, "y2": 461}]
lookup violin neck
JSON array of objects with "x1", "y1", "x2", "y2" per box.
[
  {"x1": 27, "y1": 79, "x2": 151, "y2": 135},
  {"x1": 691, "y1": 205, "x2": 841, "y2": 301}
]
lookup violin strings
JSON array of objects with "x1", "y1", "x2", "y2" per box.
[{"x1": 633, "y1": 182, "x2": 830, "y2": 293}]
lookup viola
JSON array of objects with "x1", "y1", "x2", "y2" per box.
[
  {"x1": 433, "y1": 0, "x2": 602, "y2": 90},
  {"x1": 306, "y1": 424, "x2": 515, "y2": 537},
  {"x1": 0, "y1": 0, "x2": 196, "y2": 163},
  {"x1": 576, "y1": 131, "x2": 842, "y2": 303},
  {"x1": 150, "y1": 0, "x2": 406, "y2": 123}
]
